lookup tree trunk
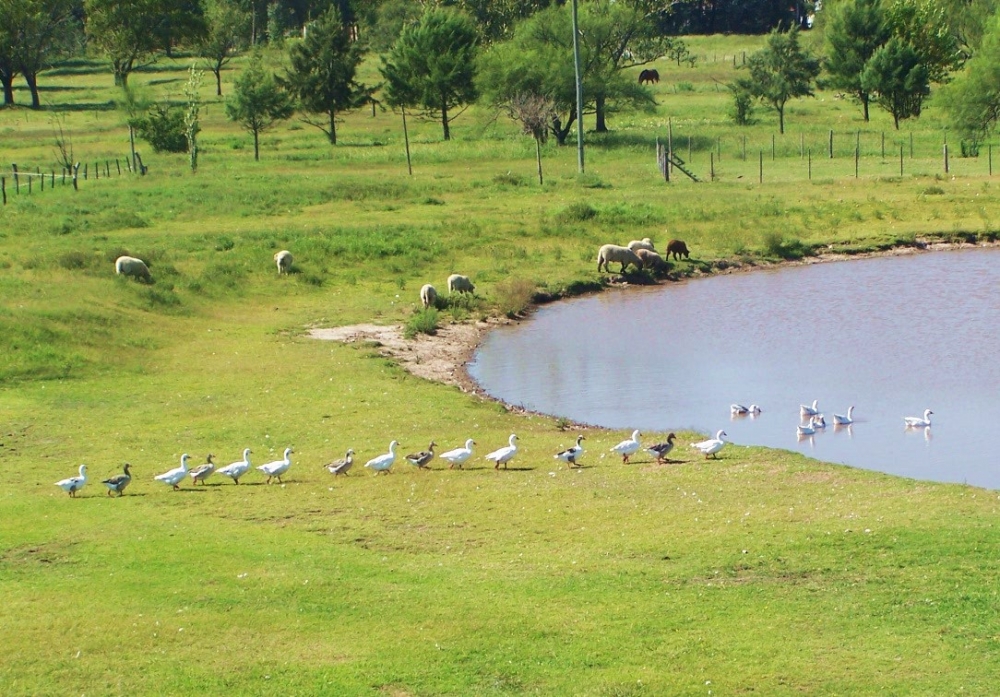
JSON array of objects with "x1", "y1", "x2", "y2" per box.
[
  {"x1": 0, "y1": 72, "x2": 14, "y2": 106},
  {"x1": 214, "y1": 67, "x2": 222, "y2": 96},
  {"x1": 253, "y1": 129, "x2": 260, "y2": 160},
  {"x1": 551, "y1": 113, "x2": 574, "y2": 146},
  {"x1": 329, "y1": 109, "x2": 337, "y2": 144},
  {"x1": 595, "y1": 94, "x2": 608, "y2": 133},
  {"x1": 777, "y1": 102, "x2": 785, "y2": 134},
  {"x1": 862, "y1": 93, "x2": 870, "y2": 122},
  {"x1": 24, "y1": 72, "x2": 40, "y2": 109},
  {"x1": 535, "y1": 137, "x2": 543, "y2": 185},
  {"x1": 441, "y1": 101, "x2": 450, "y2": 141}
]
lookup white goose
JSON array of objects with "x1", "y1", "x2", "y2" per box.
[
  {"x1": 797, "y1": 418, "x2": 819, "y2": 436},
  {"x1": 155, "y1": 454, "x2": 190, "y2": 490},
  {"x1": 610, "y1": 430, "x2": 642, "y2": 463},
  {"x1": 832, "y1": 406, "x2": 855, "y2": 426},
  {"x1": 691, "y1": 430, "x2": 727, "y2": 459},
  {"x1": 258, "y1": 447, "x2": 294, "y2": 484},
  {"x1": 485, "y1": 434, "x2": 519, "y2": 470},
  {"x1": 216, "y1": 448, "x2": 252, "y2": 484},
  {"x1": 55, "y1": 464, "x2": 88, "y2": 498},
  {"x1": 554, "y1": 435, "x2": 585, "y2": 467},
  {"x1": 730, "y1": 404, "x2": 762, "y2": 416},
  {"x1": 800, "y1": 400, "x2": 820, "y2": 417},
  {"x1": 365, "y1": 440, "x2": 399, "y2": 475},
  {"x1": 439, "y1": 439, "x2": 475, "y2": 469},
  {"x1": 904, "y1": 409, "x2": 933, "y2": 428},
  {"x1": 812, "y1": 414, "x2": 826, "y2": 429}
]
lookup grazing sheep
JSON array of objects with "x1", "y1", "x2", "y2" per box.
[
  {"x1": 114, "y1": 255, "x2": 152, "y2": 283},
  {"x1": 274, "y1": 250, "x2": 293, "y2": 274},
  {"x1": 627, "y1": 237, "x2": 655, "y2": 252},
  {"x1": 447, "y1": 274, "x2": 475, "y2": 294},
  {"x1": 597, "y1": 244, "x2": 643, "y2": 274},
  {"x1": 420, "y1": 283, "x2": 437, "y2": 309},
  {"x1": 666, "y1": 239, "x2": 690, "y2": 261},
  {"x1": 635, "y1": 248, "x2": 667, "y2": 272}
]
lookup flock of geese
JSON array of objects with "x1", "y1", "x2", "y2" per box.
[
  {"x1": 51, "y1": 426, "x2": 735, "y2": 498},
  {"x1": 729, "y1": 400, "x2": 935, "y2": 438},
  {"x1": 52, "y1": 401, "x2": 937, "y2": 498}
]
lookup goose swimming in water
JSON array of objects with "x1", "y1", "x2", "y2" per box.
[
  {"x1": 800, "y1": 400, "x2": 820, "y2": 417},
  {"x1": 904, "y1": 409, "x2": 933, "y2": 428},
  {"x1": 832, "y1": 406, "x2": 855, "y2": 426},
  {"x1": 730, "y1": 404, "x2": 761, "y2": 416},
  {"x1": 797, "y1": 418, "x2": 818, "y2": 436}
]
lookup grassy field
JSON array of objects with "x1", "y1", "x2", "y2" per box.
[{"x1": 2, "y1": 36, "x2": 1000, "y2": 695}]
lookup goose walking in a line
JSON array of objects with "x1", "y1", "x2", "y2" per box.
[
  {"x1": 485, "y1": 434, "x2": 519, "y2": 470},
  {"x1": 647, "y1": 433, "x2": 677, "y2": 464},
  {"x1": 258, "y1": 447, "x2": 294, "y2": 484},
  {"x1": 101, "y1": 463, "x2": 132, "y2": 497},
  {"x1": 216, "y1": 448, "x2": 252, "y2": 484},
  {"x1": 439, "y1": 439, "x2": 475, "y2": 469},
  {"x1": 155, "y1": 454, "x2": 190, "y2": 490},
  {"x1": 833, "y1": 406, "x2": 855, "y2": 426},
  {"x1": 56, "y1": 464, "x2": 88, "y2": 498},
  {"x1": 365, "y1": 441, "x2": 399, "y2": 475},
  {"x1": 904, "y1": 409, "x2": 933, "y2": 428},
  {"x1": 554, "y1": 435, "x2": 585, "y2": 467},
  {"x1": 325, "y1": 449, "x2": 354, "y2": 476},
  {"x1": 405, "y1": 441, "x2": 437, "y2": 470},
  {"x1": 189, "y1": 454, "x2": 215, "y2": 485},
  {"x1": 611, "y1": 430, "x2": 642, "y2": 463},
  {"x1": 691, "y1": 431, "x2": 727, "y2": 459}
]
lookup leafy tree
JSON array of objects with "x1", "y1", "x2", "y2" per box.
[
  {"x1": 282, "y1": 6, "x2": 370, "y2": 145},
  {"x1": 477, "y1": 3, "x2": 654, "y2": 145},
  {"x1": 155, "y1": 0, "x2": 208, "y2": 57},
  {"x1": 197, "y1": 0, "x2": 250, "y2": 95},
  {"x1": 380, "y1": 7, "x2": 479, "y2": 141},
  {"x1": 0, "y1": 3, "x2": 21, "y2": 106},
  {"x1": 84, "y1": 0, "x2": 165, "y2": 86},
  {"x1": 823, "y1": 0, "x2": 890, "y2": 122},
  {"x1": 942, "y1": 13, "x2": 1000, "y2": 145},
  {"x1": 934, "y1": 0, "x2": 997, "y2": 58},
  {"x1": 882, "y1": 0, "x2": 961, "y2": 83},
  {"x1": 653, "y1": 0, "x2": 810, "y2": 35},
  {"x1": 184, "y1": 64, "x2": 204, "y2": 171},
  {"x1": 0, "y1": 0, "x2": 76, "y2": 107},
  {"x1": 225, "y1": 52, "x2": 294, "y2": 160},
  {"x1": 452, "y1": 0, "x2": 552, "y2": 43},
  {"x1": 860, "y1": 36, "x2": 930, "y2": 128},
  {"x1": 738, "y1": 26, "x2": 820, "y2": 134}
]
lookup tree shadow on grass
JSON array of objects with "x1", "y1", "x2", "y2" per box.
[{"x1": 38, "y1": 101, "x2": 118, "y2": 113}]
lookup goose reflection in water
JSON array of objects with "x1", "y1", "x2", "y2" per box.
[{"x1": 833, "y1": 423, "x2": 854, "y2": 439}]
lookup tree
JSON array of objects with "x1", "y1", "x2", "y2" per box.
[
  {"x1": 942, "y1": 13, "x2": 1000, "y2": 146},
  {"x1": 282, "y1": 7, "x2": 370, "y2": 145},
  {"x1": 477, "y1": 4, "x2": 655, "y2": 145},
  {"x1": 85, "y1": 0, "x2": 165, "y2": 86},
  {"x1": 0, "y1": 2, "x2": 21, "y2": 106},
  {"x1": 882, "y1": 0, "x2": 961, "y2": 84},
  {"x1": 504, "y1": 92, "x2": 556, "y2": 184},
  {"x1": 197, "y1": 0, "x2": 250, "y2": 95},
  {"x1": 824, "y1": 0, "x2": 890, "y2": 122},
  {"x1": 225, "y1": 52, "x2": 294, "y2": 160},
  {"x1": 184, "y1": 64, "x2": 204, "y2": 171},
  {"x1": 380, "y1": 7, "x2": 479, "y2": 141},
  {"x1": 861, "y1": 36, "x2": 929, "y2": 128},
  {"x1": 0, "y1": 0, "x2": 77, "y2": 107},
  {"x1": 738, "y1": 26, "x2": 819, "y2": 134}
]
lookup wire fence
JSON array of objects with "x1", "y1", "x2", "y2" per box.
[{"x1": 1, "y1": 154, "x2": 147, "y2": 206}]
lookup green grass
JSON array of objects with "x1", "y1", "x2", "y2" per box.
[{"x1": 2, "y1": 39, "x2": 1000, "y2": 695}]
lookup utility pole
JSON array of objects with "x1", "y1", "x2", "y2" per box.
[{"x1": 571, "y1": 0, "x2": 585, "y2": 173}]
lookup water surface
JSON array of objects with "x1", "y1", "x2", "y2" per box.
[{"x1": 469, "y1": 248, "x2": 1000, "y2": 489}]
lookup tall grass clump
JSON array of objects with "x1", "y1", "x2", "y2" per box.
[
  {"x1": 493, "y1": 277, "x2": 536, "y2": 317},
  {"x1": 405, "y1": 307, "x2": 439, "y2": 338}
]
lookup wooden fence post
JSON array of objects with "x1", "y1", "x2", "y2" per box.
[
  {"x1": 667, "y1": 118, "x2": 673, "y2": 177},
  {"x1": 28, "y1": 175, "x2": 31, "y2": 194},
  {"x1": 808, "y1": 149, "x2": 812, "y2": 180},
  {"x1": 881, "y1": 131, "x2": 885, "y2": 159},
  {"x1": 116, "y1": 159, "x2": 121, "y2": 175},
  {"x1": 12, "y1": 163, "x2": 19, "y2": 193},
  {"x1": 94, "y1": 162, "x2": 99, "y2": 180},
  {"x1": 829, "y1": 130, "x2": 833, "y2": 158},
  {"x1": 900, "y1": 144, "x2": 904, "y2": 177},
  {"x1": 72, "y1": 162, "x2": 79, "y2": 190},
  {"x1": 39, "y1": 169, "x2": 44, "y2": 191},
  {"x1": 105, "y1": 161, "x2": 110, "y2": 178},
  {"x1": 50, "y1": 171, "x2": 54, "y2": 187},
  {"x1": 83, "y1": 163, "x2": 88, "y2": 180},
  {"x1": 710, "y1": 152, "x2": 715, "y2": 181},
  {"x1": 909, "y1": 132, "x2": 913, "y2": 158},
  {"x1": 855, "y1": 146, "x2": 859, "y2": 178},
  {"x1": 943, "y1": 143, "x2": 949, "y2": 174},
  {"x1": 759, "y1": 150, "x2": 763, "y2": 183},
  {"x1": 771, "y1": 133, "x2": 775, "y2": 161},
  {"x1": 1, "y1": 176, "x2": 5, "y2": 205}
]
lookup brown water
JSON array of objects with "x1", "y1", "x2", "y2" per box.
[{"x1": 469, "y1": 248, "x2": 1000, "y2": 489}]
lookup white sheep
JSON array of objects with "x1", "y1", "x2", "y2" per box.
[
  {"x1": 627, "y1": 237, "x2": 655, "y2": 252},
  {"x1": 114, "y1": 255, "x2": 152, "y2": 283},
  {"x1": 420, "y1": 283, "x2": 437, "y2": 309},
  {"x1": 274, "y1": 250, "x2": 293, "y2": 275},
  {"x1": 597, "y1": 244, "x2": 643, "y2": 273},
  {"x1": 447, "y1": 274, "x2": 475, "y2": 294},
  {"x1": 635, "y1": 248, "x2": 667, "y2": 272}
]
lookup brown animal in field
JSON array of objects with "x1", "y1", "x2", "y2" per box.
[
  {"x1": 666, "y1": 239, "x2": 690, "y2": 261},
  {"x1": 638, "y1": 69, "x2": 660, "y2": 85}
]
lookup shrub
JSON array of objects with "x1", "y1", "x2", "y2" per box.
[
  {"x1": 761, "y1": 231, "x2": 810, "y2": 260},
  {"x1": 923, "y1": 186, "x2": 945, "y2": 196},
  {"x1": 728, "y1": 84, "x2": 756, "y2": 126},
  {"x1": 556, "y1": 202, "x2": 598, "y2": 224},
  {"x1": 133, "y1": 104, "x2": 187, "y2": 153},
  {"x1": 494, "y1": 277, "x2": 536, "y2": 317},
  {"x1": 405, "y1": 308, "x2": 439, "y2": 338},
  {"x1": 493, "y1": 172, "x2": 526, "y2": 187},
  {"x1": 58, "y1": 251, "x2": 93, "y2": 270}
]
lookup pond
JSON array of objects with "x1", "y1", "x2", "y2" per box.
[{"x1": 469, "y1": 248, "x2": 1000, "y2": 489}]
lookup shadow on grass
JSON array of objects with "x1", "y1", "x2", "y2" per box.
[{"x1": 39, "y1": 101, "x2": 117, "y2": 113}]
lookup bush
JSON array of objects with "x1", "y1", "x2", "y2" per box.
[
  {"x1": 133, "y1": 104, "x2": 187, "y2": 154},
  {"x1": 556, "y1": 202, "x2": 598, "y2": 224},
  {"x1": 494, "y1": 278, "x2": 536, "y2": 318},
  {"x1": 58, "y1": 251, "x2": 93, "y2": 270},
  {"x1": 761, "y1": 231, "x2": 810, "y2": 260},
  {"x1": 405, "y1": 308, "x2": 439, "y2": 338},
  {"x1": 728, "y1": 85, "x2": 756, "y2": 126}
]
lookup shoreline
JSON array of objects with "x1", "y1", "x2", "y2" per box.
[{"x1": 310, "y1": 238, "x2": 999, "y2": 426}]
